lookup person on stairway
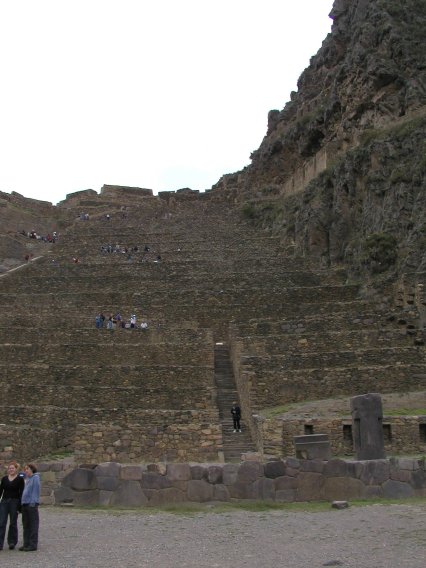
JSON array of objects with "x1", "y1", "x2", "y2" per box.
[{"x1": 231, "y1": 402, "x2": 242, "y2": 432}]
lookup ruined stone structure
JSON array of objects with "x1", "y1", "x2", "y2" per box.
[{"x1": 0, "y1": 0, "x2": 425, "y2": 471}]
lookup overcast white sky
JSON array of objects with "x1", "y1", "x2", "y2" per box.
[{"x1": 0, "y1": 0, "x2": 334, "y2": 205}]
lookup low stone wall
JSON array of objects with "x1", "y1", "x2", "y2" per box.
[
  {"x1": 53, "y1": 457, "x2": 426, "y2": 507},
  {"x1": 261, "y1": 415, "x2": 426, "y2": 458}
]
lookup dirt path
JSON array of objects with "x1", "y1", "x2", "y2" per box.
[{"x1": 1, "y1": 503, "x2": 425, "y2": 567}]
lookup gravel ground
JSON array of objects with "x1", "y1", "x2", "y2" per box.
[{"x1": 1, "y1": 503, "x2": 426, "y2": 568}]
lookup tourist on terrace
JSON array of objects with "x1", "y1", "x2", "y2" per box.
[{"x1": 0, "y1": 461, "x2": 25, "y2": 551}]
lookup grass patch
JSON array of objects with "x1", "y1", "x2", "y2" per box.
[{"x1": 384, "y1": 408, "x2": 426, "y2": 416}]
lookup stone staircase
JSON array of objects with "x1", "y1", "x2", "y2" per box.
[{"x1": 214, "y1": 342, "x2": 255, "y2": 461}]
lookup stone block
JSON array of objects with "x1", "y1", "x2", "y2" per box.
[
  {"x1": 72, "y1": 490, "x2": 100, "y2": 506},
  {"x1": 146, "y1": 487, "x2": 185, "y2": 506},
  {"x1": 62, "y1": 468, "x2": 97, "y2": 491},
  {"x1": 296, "y1": 472, "x2": 325, "y2": 501},
  {"x1": 237, "y1": 461, "x2": 264, "y2": 483},
  {"x1": 187, "y1": 480, "x2": 214, "y2": 502},
  {"x1": 275, "y1": 489, "x2": 296, "y2": 502},
  {"x1": 390, "y1": 467, "x2": 412, "y2": 483},
  {"x1": 363, "y1": 485, "x2": 383, "y2": 499},
  {"x1": 285, "y1": 457, "x2": 301, "y2": 470},
  {"x1": 97, "y1": 476, "x2": 120, "y2": 491},
  {"x1": 411, "y1": 469, "x2": 426, "y2": 490},
  {"x1": 212, "y1": 484, "x2": 230, "y2": 502},
  {"x1": 274, "y1": 476, "x2": 298, "y2": 491},
  {"x1": 300, "y1": 459, "x2": 325, "y2": 473},
  {"x1": 147, "y1": 463, "x2": 167, "y2": 475},
  {"x1": 228, "y1": 481, "x2": 256, "y2": 500},
  {"x1": 54, "y1": 485, "x2": 74, "y2": 504},
  {"x1": 141, "y1": 472, "x2": 172, "y2": 490},
  {"x1": 397, "y1": 458, "x2": 418, "y2": 471},
  {"x1": 111, "y1": 480, "x2": 148, "y2": 507},
  {"x1": 323, "y1": 459, "x2": 349, "y2": 477},
  {"x1": 382, "y1": 480, "x2": 414, "y2": 499},
  {"x1": 351, "y1": 393, "x2": 385, "y2": 459},
  {"x1": 252, "y1": 477, "x2": 275, "y2": 500},
  {"x1": 222, "y1": 464, "x2": 238, "y2": 485},
  {"x1": 170, "y1": 480, "x2": 189, "y2": 492},
  {"x1": 207, "y1": 466, "x2": 223, "y2": 484},
  {"x1": 359, "y1": 460, "x2": 390, "y2": 486},
  {"x1": 190, "y1": 465, "x2": 207, "y2": 480},
  {"x1": 95, "y1": 462, "x2": 121, "y2": 477},
  {"x1": 167, "y1": 463, "x2": 191, "y2": 481},
  {"x1": 294, "y1": 434, "x2": 331, "y2": 460},
  {"x1": 264, "y1": 460, "x2": 286, "y2": 479},
  {"x1": 40, "y1": 471, "x2": 57, "y2": 483},
  {"x1": 323, "y1": 477, "x2": 364, "y2": 500},
  {"x1": 331, "y1": 501, "x2": 349, "y2": 509},
  {"x1": 99, "y1": 490, "x2": 113, "y2": 506},
  {"x1": 120, "y1": 465, "x2": 143, "y2": 480}
]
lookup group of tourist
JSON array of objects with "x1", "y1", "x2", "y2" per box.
[
  {"x1": 0, "y1": 461, "x2": 40, "y2": 552},
  {"x1": 95, "y1": 312, "x2": 149, "y2": 330},
  {"x1": 20, "y1": 229, "x2": 58, "y2": 243},
  {"x1": 100, "y1": 243, "x2": 162, "y2": 263}
]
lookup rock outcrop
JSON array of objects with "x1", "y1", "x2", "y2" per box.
[{"x1": 213, "y1": 0, "x2": 426, "y2": 283}]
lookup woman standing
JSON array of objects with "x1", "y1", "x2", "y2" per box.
[
  {"x1": 0, "y1": 461, "x2": 25, "y2": 550},
  {"x1": 19, "y1": 463, "x2": 41, "y2": 552}
]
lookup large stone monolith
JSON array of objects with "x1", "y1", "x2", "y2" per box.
[{"x1": 350, "y1": 393, "x2": 385, "y2": 460}]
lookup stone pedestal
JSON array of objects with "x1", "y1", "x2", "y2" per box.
[{"x1": 351, "y1": 393, "x2": 385, "y2": 460}]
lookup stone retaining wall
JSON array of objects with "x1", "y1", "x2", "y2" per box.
[
  {"x1": 74, "y1": 411, "x2": 224, "y2": 463},
  {"x1": 51, "y1": 457, "x2": 426, "y2": 507}
]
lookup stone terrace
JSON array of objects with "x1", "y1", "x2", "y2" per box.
[{"x1": 0, "y1": 189, "x2": 425, "y2": 463}]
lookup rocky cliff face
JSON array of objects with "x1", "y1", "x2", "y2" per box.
[
  {"x1": 216, "y1": 0, "x2": 426, "y2": 289},
  {"x1": 229, "y1": 0, "x2": 426, "y2": 190}
]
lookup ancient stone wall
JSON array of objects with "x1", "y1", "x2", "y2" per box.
[
  {"x1": 49, "y1": 457, "x2": 426, "y2": 507},
  {"x1": 73, "y1": 410, "x2": 224, "y2": 464},
  {"x1": 261, "y1": 416, "x2": 426, "y2": 459}
]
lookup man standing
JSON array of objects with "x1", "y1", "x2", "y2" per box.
[
  {"x1": 231, "y1": 401, "x2": 242, "y2": 433},
  {"x1": 19, "y1": 464, "x2": 40, "y2": 552}
]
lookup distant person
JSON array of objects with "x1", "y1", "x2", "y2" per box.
[
  {"x1": 130, "y1": 315, "x2": 137, "y2": 329},
  {"x1": 0, "y1": 461, "x2": 25, "y2": 550},
  {"x1": 19, "y1": 463, "x2": 40, "y2": 552},
  {"x1": 231, "y1": 402, "x2": 241, "y2": 433},
  {"x1": 95, "y1": 314, "x2": 102, "y2": 329}
]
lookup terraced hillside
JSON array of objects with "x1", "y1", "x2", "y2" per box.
[{"x1": 0, "y1": 188, "x2": 424, "y2": 463}]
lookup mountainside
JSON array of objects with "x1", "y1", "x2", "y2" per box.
[{"x1": 214, "y1": 0, "x2": 426, "y2": 288}]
